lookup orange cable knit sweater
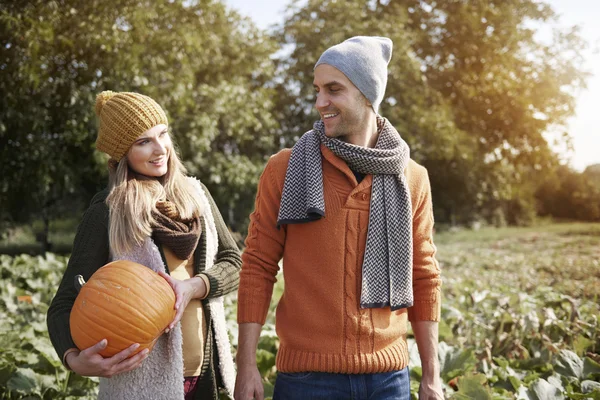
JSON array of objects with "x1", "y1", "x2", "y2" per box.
[{"x1": 238, "y1": 145, "x2": 441, "y2": 374}]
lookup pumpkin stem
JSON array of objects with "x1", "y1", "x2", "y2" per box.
[{"x1": 74, "y1": 275, "x2": 86, "y2": 293}]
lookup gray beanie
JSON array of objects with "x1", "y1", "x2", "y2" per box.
[{"x1": 314, "y1": 36, "x2": 393, "y2": 113}]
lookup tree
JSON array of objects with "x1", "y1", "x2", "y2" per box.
[
  {"x1": 0, "y1": 1, "x2": 107, "y2": 248},
  {"x1": 403, "y1": 0, "x2": 588, "y2": 223},
  {"x1": 536, "y1": 164, "x2": 600, "y2": 221},
  {"x1": 0, "y1": 0, "x2": 280, "y2": 242},
  {"x1": 274, "y1": 0, "x2": 589, "y2": 225},
  {"x1": 275, "y1": 0, "x2": 479, "y2": 223},
  {"x1": 583, "y1": 164, "x2": 600, "y2": 184}
]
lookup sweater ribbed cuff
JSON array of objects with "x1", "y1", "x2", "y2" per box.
[
  {"x1": 237, "y1": 295, "x2": 271, "y2": 325},
  {"x1": 196, "y1": 273, "x2": 211, "y2": 300},
  {"x1": 62, "y1": 348, "x2": 80, "y2": 370},
  {"x1": 407, "y1": 299, "x2": 441, "y2": 322}
]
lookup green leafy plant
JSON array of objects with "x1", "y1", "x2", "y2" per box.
[{"x1": 1, "y1": 223, "x2": 599, "y2": 399}]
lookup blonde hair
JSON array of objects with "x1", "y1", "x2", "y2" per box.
[{"x1": 106, "y1": 146, "x2": 204, "y2": 256}]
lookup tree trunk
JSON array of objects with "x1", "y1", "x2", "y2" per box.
[{"x1": 39, "y1": 206, "x2": 52, "y2": 253}]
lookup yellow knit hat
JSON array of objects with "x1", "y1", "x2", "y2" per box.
[{"x1": 94, "y1": 91, "x2": 169, "y2": 161}]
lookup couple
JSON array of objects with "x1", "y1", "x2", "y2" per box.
[{"x1": 47, "y1": 36, "x2": 443, "y2": 400}]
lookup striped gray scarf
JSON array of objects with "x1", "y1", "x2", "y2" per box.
[{"x1": 277, "y1": 116, "x2": 413, "y2": 310}]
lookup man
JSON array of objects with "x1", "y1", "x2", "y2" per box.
[{"x1": 235, "y1": 36, "x2": 443, "y2": 400}]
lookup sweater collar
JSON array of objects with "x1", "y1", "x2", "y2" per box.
[{"x1": 320, "y1": 144, "x2": 374, "y2": 191}]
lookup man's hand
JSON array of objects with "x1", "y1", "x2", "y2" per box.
[
  {"x1": 234, "y1": 323, "x2": 264, "y2": 400},
  {"x1": 66, "y1": 339, "x2": 149, "y2": 378},
  {"x1": 234, "y1": 362, "x2": 264, "y2": 400},
  {"x1": 418, "y1": 373, "x2": 444, "y2": 399}
]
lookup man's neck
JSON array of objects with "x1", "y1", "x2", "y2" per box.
[{"x1": 344, "y1": 115, "x2": 379, "y2": 148}]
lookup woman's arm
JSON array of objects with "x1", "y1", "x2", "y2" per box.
[
  {"x1": 197, "y1": 184, "x2": 242, "y2": 299},
  {"x1": 47, "y1": 200, "x2": 110, "y2": 364}
]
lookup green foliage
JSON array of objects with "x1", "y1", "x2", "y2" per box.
[
  {"x1": 0, "y1": 1, "x2": 109, "y2": 228},
  {"x1": 536, "y1": 164, "x2": 600, "y2": 222},
  {"x1": 434, "y1": 222, "x2": 600, "y2": 398},
  {"x1": 0, "y1": 0, "x2": 280, "y2": 234},
  {"x1": 0, "y1": 253, "x2": 98, "y2": 399},
  {"x1": 452, "y1": 373, "x2": 494, "y2": 399},
  {"x1": 0, "y1": 223, "x2": 599, "y2": 397},
  {"x1": 408, "y1": 0, "x2": 588, "y2": 225},
  {"x1": 526, "y1": 378, "x2": 565, "y2": 400},
  {"x1": 439, "y1": 343, "x2": 476, "y2": 381},
  {"x1": 276, "y1": 0, "x2": 588, "y2": 226},
  {"x1": 1, "y1": 0, "x2": 596, "y2": 236}
]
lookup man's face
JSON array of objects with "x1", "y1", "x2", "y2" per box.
[{"x1": 313, "y1": 64, "x2": 372, "y2": 140}]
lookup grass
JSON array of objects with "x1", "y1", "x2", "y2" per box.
[
  {"x1": 435, "y1": 222, "x2": 600, "y2": 301},
  {"x1": 0, "y1": 219, "x2": 78, "y2": 256}
]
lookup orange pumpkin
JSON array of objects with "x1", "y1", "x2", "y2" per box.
[{"x1": 69, "y1": 260, "x2": 176, "y2": 358}]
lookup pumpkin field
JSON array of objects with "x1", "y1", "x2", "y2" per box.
[{"x1": 1, "y1": 222, "x2": 599, "y2": 399}]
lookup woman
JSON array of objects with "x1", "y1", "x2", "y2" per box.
[{"x1": 47, "y1": 91, "x2": 241, "y2": 400}]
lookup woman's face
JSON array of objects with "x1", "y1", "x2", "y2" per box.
[{"x1": 127, "y1": 124, "x2": 171, "y2": 177}]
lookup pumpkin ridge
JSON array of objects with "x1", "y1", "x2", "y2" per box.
[
  {"x1": 73, "y1": 305, "x2": 156, "y2": 349},
  {"x1": 79, "y1": 288, "x2": 165, "y2": 338},
  {"x1": 105, "y1": 265, "x2": 174, "y2": 317},
  {"x1": 72, "y1": 312, "x2": 132, "y2": 347},
  {"x1": 71, "y1": 320, "x2": 128, "y2": 352},
  {"x1": 72, "y1": 314, "x2": 150, "y2": 356},
  {"x1": 93, "y1": 273, "x2": 173, "y2": 330},
  {"x1": 97, "y1": 264, "x2": 172, "y2": 303}
]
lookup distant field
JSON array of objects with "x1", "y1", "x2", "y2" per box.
[
  {"x1": 0, "y1": 219, "x2": 78, "y2": 256},
  {"x1": 435, "y1": 222, "x2": 600, "y2": 300}
]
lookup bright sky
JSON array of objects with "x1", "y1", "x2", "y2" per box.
[{"x1": 225, "y1": 0, "x2": 600, "y2": 171}]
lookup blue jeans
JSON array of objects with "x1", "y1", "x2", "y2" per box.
[{"x1": 273, "y1": 368, "x2": 410, "y2": 400}]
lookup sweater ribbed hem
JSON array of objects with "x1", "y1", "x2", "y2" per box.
[{"x1": 275, "y1": 341, "x2": 409, "y2": 374}]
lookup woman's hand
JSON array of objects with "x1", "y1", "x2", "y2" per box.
[
  {"x1": 158, "y1": 271, "x2": 206, "y2": 331},
  {"x1": 66, "y1": 340, "x2": 149, "y2": 378}
]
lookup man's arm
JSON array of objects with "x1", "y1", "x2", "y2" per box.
[
  {"x1": 408, "y1": 165, "x2": 443, "y2": 399},
  {"x1": 236, "y1": 153, "x2": 288, "y2": 399},
  {"x1": 412, "y1": 321, "x2": 443, "y2": 399},
  {"x1": 237, "y1": 154, "x2": 287, "y2": 325},
  {"x1": 234, "y1": 323, "x2": 264, "y2": 400}
]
